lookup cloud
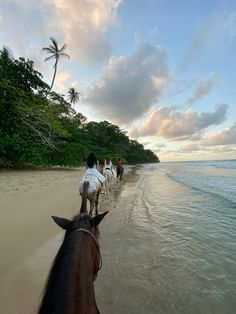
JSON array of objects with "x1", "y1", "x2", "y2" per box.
[
  {"x1": 138, "y1": 140, "x2": 166, "y2": 152},
  {"x1": 202, "y1": 123, "x2": 236, "y2": 146},
  {"x1": 54, "y1": 69, "x2": 70, "y2": 92},
  {"x1": 152, "y1": 142, "x2": 167, "y2": 153},
  {"x1": 178, "y1": 143, "x2": 201, "y2": 152},
  {"x1": 139, "y1": 141, "x2": 151, "y2": 146},
  {"x1": 85, "y1": 44, "x2": 171, "y2": 123},
  {"x1": 184, "y1": 6, "x2": 236, "y2": 67},
  {"x1": 224, "y1": 11, "x2": 236, "y2": 40},
  {"x1": 130, "y1": 104, "x2": 227, "y2": 140},
  {"x1": 0, "y1": 7, "x2": 3, "y2": 23},
  {"x1": 209, "y1": 146, "x2": 236, "y2": 153},
  {"x1": 184, "y1": 13, "x2": 222, "y2": 64},
  {"x1": 39, "y1": 0, "x2": 121, "y2": 63},
  {"x1": 1, "y1": 0, "x2": 121, "y2": 64},
  {"x1": 187, "y1": 74, "x2": 219, "y2": 105},
  {"x1": 164, "y1": 143, "x2": 236, "y2": 158}
]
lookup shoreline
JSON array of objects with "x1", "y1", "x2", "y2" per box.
[{"x1": 0, "y1": 161, "x2": 159, "y2": 172}]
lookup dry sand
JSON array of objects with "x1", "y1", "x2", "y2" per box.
[{"x1": 0, "y1": 166, "x2": 132, "y2": 314}]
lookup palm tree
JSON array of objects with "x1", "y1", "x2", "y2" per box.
[
  {"x1": 67, "y1": 87, "x2": 80, "y2": 108},
  {"x1": 0, "y1": 47, "x2": 12, "y2": 60},
  {"x1": 42, "y1": 37, "x2": 69, "y2": 91},
  {"x1": 0, "y1": 47, "x2": 13, "y2": 78}
]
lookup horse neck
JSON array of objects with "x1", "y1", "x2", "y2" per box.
[{"x1": 39, "y1": 232, "x2": 99, "y2": 314}]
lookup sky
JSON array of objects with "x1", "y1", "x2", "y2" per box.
[{"x1": 0, "y1": 0, "x2": 236, "y2": 161}]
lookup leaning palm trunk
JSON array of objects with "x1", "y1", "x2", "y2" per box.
[{"x1": 50, "y1": 58, "x2": 58, "y2": 91}]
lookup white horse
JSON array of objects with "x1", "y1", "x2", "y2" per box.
[
  {"x1": 103, "y1": 164, "x2": 115, "y2": 193},
  {"x1": 79, "y1": 175, "x2": 103, "y2": 216}
]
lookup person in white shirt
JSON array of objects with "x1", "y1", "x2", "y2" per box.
[
  {"x1": 79, "y1": 152, "x2": 106, "y2": 215},
  {"x1": 84, "y1": 152, "x2": 105, "y2": 184}
]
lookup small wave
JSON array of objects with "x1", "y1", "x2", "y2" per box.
[
  {"x1": 168, "y1": 171, "x2": 236, "y2": 204},
  {"x1": 211, "y1": 160, "x2": 236, "y2": 170}
]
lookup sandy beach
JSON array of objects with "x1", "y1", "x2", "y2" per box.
[
  {"x1": 0, "y1": 166, "x2": 133, "y2": 314},
  {"x1": 1, "y1": 162, "x2": 236, "y2": 314},
  {"x1": 0, "y1": 168, "x2": 83, "y2": 312}
]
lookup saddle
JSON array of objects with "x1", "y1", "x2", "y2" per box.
[{"x1": 104, "y1": 167, "x2": 114, "y2": 175}]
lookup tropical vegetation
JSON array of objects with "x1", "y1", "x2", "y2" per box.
[{"x1": 0, "y1": 46, "x2": 159, "y2": 169}]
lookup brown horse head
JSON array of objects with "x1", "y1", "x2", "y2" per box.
[{"x1": 51, "y1": 210, "x2": 108, "y2": 241}]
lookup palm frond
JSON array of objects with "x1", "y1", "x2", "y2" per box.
[
  {"x1": 60, "y1": 53, "x2": 70, "y2": 59},
  {"x1": 67, "y1": 87, "x2": 80, "y2": 104},
  {"x1": 59, "y1": 44, "x2": 67, "y2": 52},
  {"x1": 68, "y1": 87, "x2": 75, "y2": 94},
  {"x1": 44, "y1": 55, "x2": 56, "y2": 62},
  {"x1": 48, "y1": 44, "x2": 58, "y2": 52},
  {"x1": 49, "y1": 37, "x2": 59, "y2": 51},
  {"x1": 42, "y1": 47, "x2": 55, "y2": 54}
]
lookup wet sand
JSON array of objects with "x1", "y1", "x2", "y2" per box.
[{"x1": 0, "y1": 166, "x2": 133, "y2": 314}]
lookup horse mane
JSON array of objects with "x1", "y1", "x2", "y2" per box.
[{"x1": 38, "y1": 232, "x2": 82, "y2": 313}]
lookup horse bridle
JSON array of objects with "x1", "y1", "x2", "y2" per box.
[{"x1": 75, "y1": 228, "x2": 102, "y2": 272}]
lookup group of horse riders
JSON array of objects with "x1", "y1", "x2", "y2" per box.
[
  {"x1": 83, "y1": 152, "x2": 124, "y2": 188},
  {"x1": 39, "y1": 152, "x2": 123, "y2": 312}
]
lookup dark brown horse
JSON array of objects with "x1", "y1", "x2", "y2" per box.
[
  {"x1": 116, "y1": 165, "x2": 124, "y2": 182},
  {"x1": 38, "y1": 181, "x2": 108, "y2": 314}
]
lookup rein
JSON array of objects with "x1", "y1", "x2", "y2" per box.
[{"x1": 75, "y1": 228, "x2": 102, "y2": 272}]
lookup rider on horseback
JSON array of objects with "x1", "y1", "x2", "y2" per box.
[
  {"x1": 85, "y1": 152, "x2": 105, "y2": 186},
  {"x1": 116, "y1": 158, "x2": 124, "y2": 179},
  {"x1": 117, "y1": 158, "x2": 122, "y2": 167}
]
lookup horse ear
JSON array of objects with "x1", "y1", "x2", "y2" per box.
[
  {"x1": 51, "y1": 216, "x2": 71, "y2": 230},
  {"x1": 92, "y1": 211, "x2": 108, "y2": 226}
]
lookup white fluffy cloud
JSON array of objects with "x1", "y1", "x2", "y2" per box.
[
  {"x1": 85, "y1": 44, "x2": 171, "y2": 123},
  {"x1": 202, "y1": 123, "x2": 236, "y2": 146},
  {"x1": 1, "y1": 0, "x2": 121, "y2": 63},
  {"x1": 130, "y1": 104, "x2": 227, "y2": 140},
  {"x1": 39, "y1": 0, "x2": 121, "y2": 63}
]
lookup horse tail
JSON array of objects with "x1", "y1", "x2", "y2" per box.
[{"x1": 80, "y1": 181, "x2": 89, "y2": 213}]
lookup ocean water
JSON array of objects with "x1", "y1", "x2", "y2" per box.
[{"x1": 97, "y1": 160, "x2": 236, "y2": 314}]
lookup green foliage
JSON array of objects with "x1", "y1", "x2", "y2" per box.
[
  {"x1": 126, "y1": 140, "x2": 159, "y2": 164},
  {"x1": 0, "y1": 47, "x2": 159, "y2": 168},
  {"x1": 50, "y1": 142, "x2": 89, "y2": 166}
]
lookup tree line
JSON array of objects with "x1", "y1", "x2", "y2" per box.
[{"x1": 0, "y1": 45, "x2": 159, "y2": 169}]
